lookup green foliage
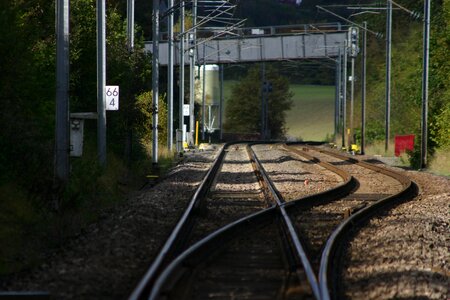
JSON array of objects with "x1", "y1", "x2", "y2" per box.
[
  {"x1": 224, "y1": 65, "x2": 293, "y2": 138},
  {"x1": 430, "y1": 103, "x2": 450, "y2": 149},
  {"x1": 357, "y1": 1, "x2": 450, "y2": 169},
  {"x1": 0, "y1": 0, "x2": 166, "y2": 275},
  {"x1": 134, "y1": 91, "x2": 168, "y2": 154},
  {"x1": 428, "y1": 0, "x2": 450, "y2": 150},
  {"x1": 173, "y1": 10, "x2": 194, "y2": 34}
]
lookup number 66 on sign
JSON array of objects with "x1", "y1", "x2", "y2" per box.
[{"x1": 105, "y1": 85, "x2": 119, "y2": 110}]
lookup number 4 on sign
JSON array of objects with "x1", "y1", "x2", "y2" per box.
[{"x1": 105, "y1": 85, "x2": 119, "y2": 110}]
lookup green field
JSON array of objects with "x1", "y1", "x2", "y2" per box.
[
  {"x1": 285, "y1": 85, "x2": 335, "y2": 141},
  {"x1": 224, "y1": 82, "x2": 335, "y2": 141}
]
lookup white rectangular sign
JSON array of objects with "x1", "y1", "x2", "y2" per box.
[
  {"x1": 183, "y1": 104, "x2": 190, "y2": 116},
  {"x1": 105, "y1": 85, "x2": 119, "y2": 110}
]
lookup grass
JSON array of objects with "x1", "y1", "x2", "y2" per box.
[
  {"x1": 285, "y1": 85, "x2": 335, "y2": 141},
  {"x1": 429, "y1": 148, "x2": 450, "y2": 177},
  {"x1": 223, "y1": 82, "x2": 335, "y2": 141},
  {"x1": 362, "y1": 143, "x2": 450, "y2": 177},
  {"x1": 364, "y1": 140, "x2": 396, "y2": 157}
]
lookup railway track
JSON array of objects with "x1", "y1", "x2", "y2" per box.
[{"x1": 129, "y1": 142, "x2": 418, "y2": 300}]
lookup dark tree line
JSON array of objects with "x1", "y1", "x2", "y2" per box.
[
  {"x1": 0, "y1": 0, "x2": 154, "y2": 203},
  {"x1": 224, "y1": 65, "x2": 293, "y2": 138}
]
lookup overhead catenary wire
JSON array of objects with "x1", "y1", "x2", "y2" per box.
[{"x1": 316, "y1": 5, "x2": 384, "y2": 38}]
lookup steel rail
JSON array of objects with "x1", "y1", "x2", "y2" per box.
[
  {"x1": 129, "y1": 143, "x2": 230, "y2": 300},
  {"x1": 145, "y1": 142, "x2": 340, "y2": 299},
  {"x1": 131, "y1": 142, "x2": 361, "y2": 300},
  {"x1": 308, "y1": 146, "x2": 411, "y2": 188},
  {"x1": 146, "y1": 142, "x2": 283, "y2": 299},
  {"x1": 299, "y1": 146, "x2": 419, "y2": 300},
  {"x1": 248, "y1": 143, "x2": 321, "y2": 299},
  {"x1": 148, "y1": 207, "x2": 278, "y2": 299}
]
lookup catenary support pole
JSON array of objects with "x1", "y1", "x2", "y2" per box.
[
  {"x1": 97, "y1": 0, "x2": 107, "y2": 166},
  {"x1": 349, "y1": 54, "x2": 355, "y2": 148},
  {"x1": 420, "y1": 0, "x2": 430, "y2": 169},
  {"x1": 385, "y1": 0, "x2": 392, "y2": 152},
  {"x1": 178, "y1": 1, "x2": 185, "y2": 151},
  {"x1": 334, "y1": 49, "x2": 341, "y2": 140},
  {"x1": 189, "y1": 0, "x2": 197, "y2": 144},
  {"x1": 202, "y1": 56, "x2": 206, "y2": 140},
  {"x1": 152, "y1": 0, "x2": 159, "y2": 164},
  {"x1": 342, "y1": 42, "x2": 348, "y2": 149},
  {"x1": 337, "y1": 48, "x2": 342, "y2": 140},
  {"x1": 260, "y1": 63, "x2": 266, "y2": 140},
  {"x1": 167, "y1": 0, "x2": 174, "y2": 150},
  {"x1": 189, "y1": 38, "x2": 195, "y2": 142},
  {"x1": 55, "y1": 0, "x2": 70, "y2": 183},
  {"x1": 361, "y1": 21, "x2": 367, "y2": 155},
  {"x1": 125, "y1": 0, "x2": 135, "y2": 164},
  {"x1": 127, "y1": 0, "x2": 134, "y2": 51},
  {"x1": 219, "y1": 64, "x2": 224, "y2": 141}
]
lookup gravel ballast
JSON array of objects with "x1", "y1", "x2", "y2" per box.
[
  {"x1": 1, "y1": 145, "x2": 448, "y2": 299},
  {"x1": 1, "y1": 149, "x2": 219, "y2": 299},
  {"x1": 341, "y1": 164, "x2": 449, "y2": 299}
]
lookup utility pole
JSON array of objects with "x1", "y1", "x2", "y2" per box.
[
  {"x1": 152, "y1": 0, "x2": 159, "y2": 164},
  {"x1": 361, "y1": 21, "x2": 367, "y2": 155},
  {"x1": 385, "y1": 0, "x2": 392, "y2": 152},
  {"x1": 55, "y1": 0, "x2": 70, "y2": 183},
  {"x1": 97, "y1": 0, "x2": 106, "y2": 166},
  {"x1": 421, "y1": 0, "x2": 430, "y2": 169},
  {"x1": 178, "y1": 1, "x2": 185, "y2": 152},
  {"x1": 167, "y1": 0, "x2": 174, "y2": 150}
]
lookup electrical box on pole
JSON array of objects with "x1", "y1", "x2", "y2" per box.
[{"x1": 69, "y1": 112, "x2": 98, "y2": 157}]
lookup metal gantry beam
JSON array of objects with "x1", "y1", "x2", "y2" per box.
[{"x1": 146, "y1": 31, "x2": 347, "y2": 65}]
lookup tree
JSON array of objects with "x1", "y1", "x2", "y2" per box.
[{"x1": 224, "y1": 65, "x2": 293, "y2": 139}]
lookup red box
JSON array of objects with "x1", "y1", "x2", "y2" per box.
[{"x1": 395, "y1": 135, "x2": 415, "y2": 157}]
